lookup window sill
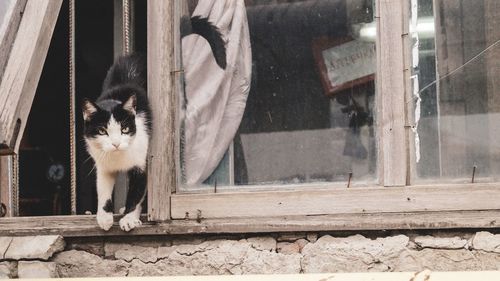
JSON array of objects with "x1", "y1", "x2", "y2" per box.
[
  {"x1": 1, "y1": 209, "x2": 500, "y2": 237},
  {"x1": 171, "y1": 183, "x2": 500, "y2": 219}
]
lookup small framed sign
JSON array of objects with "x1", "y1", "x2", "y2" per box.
[{"x1": 312, "y1": 37, "x2": 376, "y2": 96}]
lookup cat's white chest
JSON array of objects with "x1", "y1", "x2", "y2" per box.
[{"x1": 101, "y1": 148, "x2": 145, "y2": 171}]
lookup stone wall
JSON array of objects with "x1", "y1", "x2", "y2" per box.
[{"x1": 2, "y1": 231, "x2": 500, "y2": 278}]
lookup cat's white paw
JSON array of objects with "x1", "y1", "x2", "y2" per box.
[
  {"x1": 97, "y1": 211, "x2": 114, "y2": 231},
  {"x1": 119, "y1": 207, "x2": 125, "y2": 215},
  {"x1": 119, "y1": 214, "x2": 142, "y2": 232}
]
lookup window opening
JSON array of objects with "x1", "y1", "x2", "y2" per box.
[{"x1": 9, "y1": 0, "x2": 147, "y2": 216}]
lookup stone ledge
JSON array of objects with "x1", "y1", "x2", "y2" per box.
[{"x1": 1, "y1": 235, "x2": 65, "y2": 261}]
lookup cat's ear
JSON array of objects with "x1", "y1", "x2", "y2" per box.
[
  {"x1": 123, "y1": 94, "x2": 136, "y2": 115},
  {"x1": 82, "y1": 99, "x2": 98, "y2": 121}
]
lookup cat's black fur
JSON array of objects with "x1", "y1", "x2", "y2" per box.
[
  {"x1": 83, "y1": 53, "x2": 151, "y2": 231},
  {"x1": 83, "y1": 15, "x2": 226, "y2": 231},
  {"x1": 84, "y1": 54, "x2": 151, "y2": 140},
  {"x1": 183, "y1": 16, "x2": 227, "y2": 69},
  {"x1": 100, "y1": 53, "x2": 151, "y2": 215}
]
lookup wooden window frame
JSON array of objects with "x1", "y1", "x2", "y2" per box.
[
  {"x1": 2, "y1": 0, "x2": 500, "y2": 237},
  {"x1": 0, "y1": 0, "x2": 62, "y2": 154},
  {"x1": 0, "y1": 0, "x2": 27, "y2": 89}
]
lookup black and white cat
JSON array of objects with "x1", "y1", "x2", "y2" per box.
[
  {"x1": 83, "y1": 54, "x2": 151, "y2": 232},
  {"x1": 82, "y1": 15, "x2": 226, "y2": 231}
]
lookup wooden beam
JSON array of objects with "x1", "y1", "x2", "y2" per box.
[
  {"x1": 376, "y1": 0, "x2": 407, "y2": 186},
  {"x1": 0, "y1": 0, "x2": 62, "y2": 154},
  {"x1": 0, "y1": 0, "x2": 27, "y2": 81},
  {"x1": 171, "y1": 183, "x2": 500, "y2": 219},
  {"x1": 1, "y1": 209, "x2": 500, "y2": 237},
  {"x1": 147, "y1": 0, "x2": 176, "y2": 221},
  {"x1": 0, "y1": 156, "x2": 12, "y2": 217}
]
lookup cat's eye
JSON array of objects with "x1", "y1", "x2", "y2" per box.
[
  {"x1": 98, "y1": 128, "x2": 107, "y2": 135},
  {"x1": 121, "y1": 127, "x2": 130, "y2": 134}
]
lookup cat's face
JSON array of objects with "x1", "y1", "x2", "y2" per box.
[{"x1": 82, "y1": 95, "x2": 137, "y2": 153}]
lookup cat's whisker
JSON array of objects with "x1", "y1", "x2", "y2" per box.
[
  {"x1": 86, "y1": 151, "x2": 105, "y2": 177},
  {"x1": 87, "y1": 164, "x2": 97, "y2": 177},
  {"x1": 83, "y1": 154, "x2": 94, "y2": 164}
]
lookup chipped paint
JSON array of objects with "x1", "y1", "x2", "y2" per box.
[{"x1": 410, "y1": 0, "x2": 421, "y2": 163}]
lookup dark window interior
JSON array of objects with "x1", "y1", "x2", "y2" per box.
[
  {"x1": 19, "y1": 0, "x2": 147, "y2": 216},
  {"x1": 234, "y1": 0, "x2": 376, "y2": 185},
  {"x1": 19, "y1": 0, "x2": 71, "y2": 216}
]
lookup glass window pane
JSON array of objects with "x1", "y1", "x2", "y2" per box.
[
  {"x1": 413, "y1": 0, "x2": 500, "y2": 183},
  {"x1": 180, "y1": 0, "x2": 377, "y2": 189}
]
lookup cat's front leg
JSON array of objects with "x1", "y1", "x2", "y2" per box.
[
  {"x1": 119, "y1": 167, "x2": 147, "y2": 232},
  {"x1": 96, "y1": 168, "x2": 116, "y2": 231}
]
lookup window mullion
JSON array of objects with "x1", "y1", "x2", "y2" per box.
[
  {"x1": 376, "y1": 0, "x2": 408, "y2": 187},
  {"x1": 0, "y1": 156, "x2": 13, "y2": 217},
  {"x1": 147, "y1": 0, "x2": 177, "y2": 221}
]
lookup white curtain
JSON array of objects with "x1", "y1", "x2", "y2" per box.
[{"x1": 182, "y1": 0, "x2": 252, "y2": 185}]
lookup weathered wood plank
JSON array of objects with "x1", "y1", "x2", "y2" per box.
[
  {"x1": 147, "y1": 0, "x2": 175, "y2": 221},
  {"x1": 171, "y1": 183, "x2": 500, "y2": 219},
  {"x1": 374, "y1": 0, "x2": 384, "y2": 185},
  {"x1": 0, "y1": 0, "x2": 27, "y2": 82},
  {"x1": 0, "y1": 0, "x2": 62, "y2": 154},
  {"x1": 376, "y1": 0, "x2": 407, "y2": 186},
  {"x1": 1, "y1": 209, "x2": 500, "y2": 237},
  {"x1": 0, "y1": 156, "x2": 12, "y2": 217}
]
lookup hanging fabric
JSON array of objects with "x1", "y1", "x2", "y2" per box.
[{"x1": 182, "y1": 0, "x2": 252, "y2": 185}]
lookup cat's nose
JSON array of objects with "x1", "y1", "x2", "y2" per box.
[{"x1": 112, "y1": 143, "x2": 120, "y2": 149}]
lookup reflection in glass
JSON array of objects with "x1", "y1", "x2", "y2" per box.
[
  {"x1": 181, "y1": 0, "x2": 377, "y2": 188},
  {"x1": 414, "y1": 0, "x2": 500, "y2": 182}
]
